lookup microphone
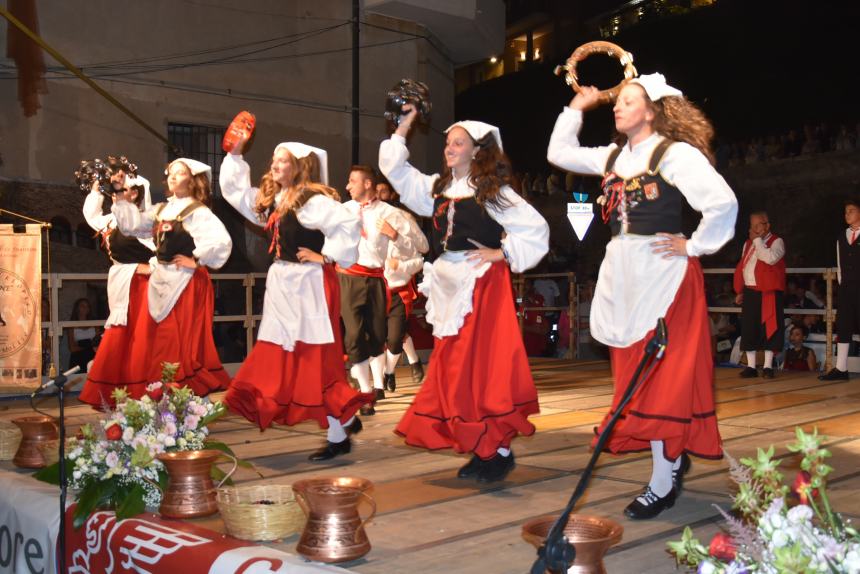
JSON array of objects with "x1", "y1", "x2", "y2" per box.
[{"x1": 31, "y1": 366, "x2": 81, "y2": 397}]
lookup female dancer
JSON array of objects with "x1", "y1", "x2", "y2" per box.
[
  {"x1": 112, "y1": 158, "x2": 232, "y2": 397},
  {"x1": 220, "y1": 140, "x2": 370, "y2": 461},
  {"x1": 79, "y1": 168, "x2": 158, "y2": 407},
  {"x1": 379, "y1": 109, "x2": 549, "y2": 483},
  {"x1": 547, "y1": 74, "x2": 738, "y2": 519}
]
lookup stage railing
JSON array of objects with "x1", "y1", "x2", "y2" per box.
[{"x1": 38, "y1": 267, "x2": 837, "y2": 378}]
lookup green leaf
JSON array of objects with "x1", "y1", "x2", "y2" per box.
[
  {"x1": 115, "y1": 483, "x2": 147, "y2": 520},
  {"x1": 33, "y1": 462, "x2": 62, "y2": 485},
  {"x1": 73, "y1": 481, "x2": 115, "y2": 529},
  {"x1": 210, "y1": 464, "x2": 232, "y2": 486}
]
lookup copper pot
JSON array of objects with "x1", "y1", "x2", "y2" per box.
[
  {"x1": 12, "y1": 416, "x2": 59, "y2": 469},
  {"x1": 292, "y1": 477, "x2": 376, "y2": 563},
  {"x1": 157, "y1": 449, "x2": 236, "y2": 519},
  {"x1": 522, "y1": 514, "x2": 623, "y2": 574}
]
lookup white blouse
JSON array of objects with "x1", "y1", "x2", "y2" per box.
[
  {"x1": 219, "y1": 153, "x2": 362, "y2": 350},
  {"x1": 379, "y1": 134, "x2": 550, "y2": 337},
  {"x1": 384, "y1": 209, "x2": 428, "y2": 288},
  {"x1": 82, "y1": 190, "x2": 155, "y2": 328},
  {"x1": 113, "y1": 196, "x2": 232, "y2": 323},
  {"x1": 547, "y1": 106, "x2": 738, "y2": 347}
]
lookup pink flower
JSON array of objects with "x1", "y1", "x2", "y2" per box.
[{"x1": 184, "y1": 415, "x2": 200, "y2": 430}]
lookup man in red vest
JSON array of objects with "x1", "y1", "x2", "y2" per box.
[{"x1": 734, "y1": 211, "x2": 786, "y2": 378}]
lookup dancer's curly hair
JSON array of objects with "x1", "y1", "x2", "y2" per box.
[
  {"x1": 614, "y1": 88, "x2": 716, "y2": 165},
  {"x1": 431, "y1": 131, "x2": 513, "y2": 209}
]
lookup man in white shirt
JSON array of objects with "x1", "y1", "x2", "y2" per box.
[{"x1": 733, "y1": 212, "x2": 786, "y2": 379}]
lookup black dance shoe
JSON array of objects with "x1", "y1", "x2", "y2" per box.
[
  {"x1": 359, "y1": 405, "x2": 375, "y2": 416},
  {"x1": 476, "y1": 452, "x2": 516, "y2": 483},
  {"x1": 761, "y1": 367, "x2": 775, "y2": 379},
  {"x1": 410, "y1": 361, "x2": 425, "y2": 384},
  {"x1": 384, "y1": 373, "x2": 396, "y2": 392},
  {"x1": 345, "y1": 417, "x2": 363, "y2": 436},
  {"x1": 456, "y1": 455, "x2": 486, "y2": 478},
  {"x1": 739, "y1": 366, "x2": 758, "y2": 378},
  {"x1": 308, "y1": 438, "x2": 351, "y2": 461},
  {"x1": 819, "y1": 368, "x2": 849, "y2": 381},
  {"x1": 623, "y1": 486, "x2": 677, "y2": 520},
  {"x1": 673, "y1": 453, "x2": 691, "y2": 494},
  {"x1": 374, "y1": 388, "x2": 386, "y2": 401}
]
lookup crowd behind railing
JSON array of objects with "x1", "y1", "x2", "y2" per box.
[{"x1": 30, "y1": 265, "x2": 841, "y2": 386}]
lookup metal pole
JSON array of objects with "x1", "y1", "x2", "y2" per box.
[
  {"x1": 351, "y1": 0, "x2": 360, "y2": 164},
  {"x1": 825, "y1": 268, "x2": 834, "y2": 372}
]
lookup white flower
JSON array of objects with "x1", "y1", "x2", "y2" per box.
[
  {"x1": 164, "y1": 436, "x2": 176, "y2": 448},
  {"x1": 845, "y1": 549, "x2": 860, "y2": 574},
  {"x1": 698, "y1": 560, "x2": 716, "y2": 574},
  {"x1": 787, "y1": 504, "x2": 813, "y2": 524},
  {"x1": 771, "y1": 529, "x2": 789, "y2": 548},
  {"x1": 122, "y1": 427, "x2": 134, "y2": 442},
  {"x1": 72, "y1": 470, "x2": 81, "y2": 480},
  {"x1": 105, "y1": 452, "x2": 119, "y2": 468}
]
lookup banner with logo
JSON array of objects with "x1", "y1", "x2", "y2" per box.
[{"x1": 0, "y1": 223, "x2": 42, "y2": 393}]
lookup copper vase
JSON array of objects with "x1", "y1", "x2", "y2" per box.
[
  {"x1": 12, "y1": 416, "x2": 59, "y2": 469},
  {"x1": 157, "y1": 449, "x2": 236, "y2": 519},
  {"x1": 522, "y1": 514, "x2": 623, "y2": 574},
  {"x1": 293, "y1": 477, "x2": 376, "y2": 563}
]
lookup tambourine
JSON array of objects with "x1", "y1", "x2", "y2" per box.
[
  {"x1": 383, "y1": 79, "x2": 432, "y2": 127},
  {"x1": 74, "y1": 159, "x2": 112, "y2": 197},
  {"x1": 554, "y1": 41, "x2": 637, "y2": 105},
  {"x1": 222, "y1": 110, "x2": 256, "y2": 154}
]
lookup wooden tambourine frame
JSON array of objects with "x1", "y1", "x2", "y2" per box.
[{"x1": 554, "y1": 41, "x2": 638, "y2": 105}]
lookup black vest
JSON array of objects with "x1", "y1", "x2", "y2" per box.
[
  {"x1": 106, "y1": 228, "x2": 153, "y2": 264},
  {"x1": 266, "y1": 209, "x2": 325, "y2": 263},
  {"x1": 601, "y1": 139, "x2": 684, "y2": 236},
  {"x1": 839, "y1": 232, "x2": 860, "y2": 282},
  {"x1": 430, "y1": 195, "x2": 503, "y2": 253},
  {"x1": 154, "y1": 202, "x2": 202, "y2": 264}
]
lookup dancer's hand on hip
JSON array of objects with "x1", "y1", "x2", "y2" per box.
[
  {"x1": 296, "y1": 247, "x2": 324, "y2": 264},
  {"x1": 651, "y1": 233, "x2": 688, "y2": 259}
]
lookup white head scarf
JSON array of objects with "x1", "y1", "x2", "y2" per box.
[
  {"x1": 274, "y1": 142, "x2": 329, "y2": 185},
  {"x1": 445, "y1": 120, "x2": 503, "y2": 151},
  {"x1": 167, "y1": 158, "x2": 212, "y2": 181},
  {"x1": 628, "y1": 73, "x2": 683, "y2": 101}
]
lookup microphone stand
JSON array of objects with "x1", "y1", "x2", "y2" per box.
[
  {"x1": 31, "y1": 366, "x2": 78, "y2": 574},
  {"x1": 530, "y1": 318, "x2": 668, "y2": 574}
]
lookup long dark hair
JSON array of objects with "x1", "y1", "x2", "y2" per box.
[
  {"x1": 431, "y1": 131, "x2": 513, "y2": 209},
  {"x1": 69, "y1": 298, "x2": 91, "y2": 321}
]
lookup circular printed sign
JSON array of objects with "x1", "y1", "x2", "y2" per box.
[{"x1": 0, "y1": 268, "x2": 37, "y2": 358}]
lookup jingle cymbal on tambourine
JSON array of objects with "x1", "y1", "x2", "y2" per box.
[
  {"x1": 554, "y1": 41, "x2": 638, "y2": 105},
  {"x1": 384, "y1": 78, "x2": 432, "y2": 127},
  {"x1": 74, "y1": 159, "x2": 112, "y2": 197}
]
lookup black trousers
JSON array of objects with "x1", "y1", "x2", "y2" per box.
[
  {"x1": 339, "y1": 273, "x2": 387, "y2": 364},
  {"x1": 836, "y1": 280, "x2": 860, "y2": 342},
  {"x1": 386, "y1": 291, "x2": 408, "y2": 354},
  {"x1": 740, "y1": 288, "x2": 784, "y2": 351}
]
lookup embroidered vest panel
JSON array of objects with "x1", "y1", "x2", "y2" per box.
[
  {"x1": 107, "y1": 228, "x2": 154, "y2": 264},
  {"x1": 154, "y1": 202, "x2": 202, "y2": 264},
  {"x1": 600, "y1": 138, "x2": 684, "y2": 236},
  {"x1": 431, "y1": 195, "x2": 503, "y2": 252},
  {"x1": 267, "y1": 210, "x2": 325, "y2": 263}
]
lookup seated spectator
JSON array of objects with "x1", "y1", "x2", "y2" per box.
[
  {"x1": 521, "y1": 289, "x2": 548, "y2": 356},
  {"x1": 783, "y1": 325, "x2": 818, "y2": 372},
  {"x1": 802, "y1": 313, "x2": 826, "y2": 335}
]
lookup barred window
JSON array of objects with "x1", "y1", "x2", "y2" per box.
[{"x1": 167, "y1": 123, "x2": 226, "y2": 196}]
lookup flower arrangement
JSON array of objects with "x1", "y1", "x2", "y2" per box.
[
  {"x1": 36, "y1": 363, "x2": 232, "y2": 528},
  {"x1": 668, "y1": 427, "x2": 860, "y2": 573}
]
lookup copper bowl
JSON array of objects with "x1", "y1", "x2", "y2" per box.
[{"x1": 522, "y1": 514, "x2": 623, "y2": 574}]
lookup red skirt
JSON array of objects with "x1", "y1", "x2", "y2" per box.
[
  {"x1": 226, "y1": 265, "x2": 373, "y2": 430},
  {"x1": 591, "y1": 258, "x2": 722, "y2": 461},
  {"x1": 149, "y1": 267, "x2": 231, "y2": 396},
  {"x1": 395, "y1": 261, "x2": 540, "y2": 460},
  {"x1": 80, "y1": 273, "x2": 161, "y2": 408}
]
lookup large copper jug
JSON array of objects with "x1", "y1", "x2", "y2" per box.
[
  {"x1": 157, "y1": 449, "x2": 236, "y2": 518},
  {"x1": 522, "y1": 514, "x2": 623, "y2": 574},
  {"x1": 293, "y1": 477, "x2": 376, "y2": 563},
  {"x1": 12, "y1": 416, "x2": 58, "y2": 469}
]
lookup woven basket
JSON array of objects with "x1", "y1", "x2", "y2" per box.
[
  {"x1": 217, "y1": 484, "x2": 305, "y2": 541},
  {"x1": 0, "y1": 421, "x2": 23, "y2": 461},
  {"x1": 37, "y1": 439, "x2": 77, "y2": 467}
]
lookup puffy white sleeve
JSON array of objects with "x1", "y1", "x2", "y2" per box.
[
  {"x1": 82, "y1": 190, "x2": 115, "y2": 232},
  {"x1": 219, "y1": 153, "x2": 265, "y2": 227},
  {"x1": 486, "y1": 186, "x2": 550, "y2": 273},
  {"x1": 378, "y1": 134, "x2": 437, "y2": 217},
  {"x1": 547, "y1": 107, "x2": 616, "y2": 176},
  {"x1": 401, "y1": 212, "x2": 429, "y2": 255},
  {"x1": 752, "y1": 236, "x2": 785, "y2": 265},
  {"x1": 661, "y1": 143, "x2": 738, "y2": 257},
  {"x1": 112, "y1": 201, "x2": 157, "y2": 239},
  {"x1": 181, "y1": 207, "x2": 233, "y2": 269},
  {"x1": 385, "y1": 207, "x2": 425, "y2": 254},
  {"x1": 396, "y1": 253, "x2": 424, "y2": 278},
  {"x1": 296, "y1": 194, "x2": 361, "y2": 268}
]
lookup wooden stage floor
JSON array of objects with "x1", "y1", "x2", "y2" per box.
[{"x1": 2, "y1": 359, "x2": 859, "y2": 573}]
